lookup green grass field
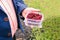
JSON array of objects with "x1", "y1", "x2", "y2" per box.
[{"x1": 25, "y1": 0, "x2": 60, "y2": 40}]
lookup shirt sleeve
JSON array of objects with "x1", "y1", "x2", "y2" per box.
[
  {"x1": 13, "y1": 0, "x2": 27, "y2": 20},
  {"x1": 13, "y1": 0, "x2": 27, "y2": 14},
  {"x1": 16, "y1": 1, "x2": 27, "y2": 14}
]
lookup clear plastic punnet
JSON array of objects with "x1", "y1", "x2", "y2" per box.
[{"x1": 24, "y1": 12, "x2": 44, "y2": 28}]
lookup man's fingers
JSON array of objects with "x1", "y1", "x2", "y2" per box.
[{"x1": 32, "y1": 9, "x2": 40, "y2": 12}]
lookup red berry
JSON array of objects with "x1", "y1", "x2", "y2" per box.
[
  {"x1": 34, "y1": 14, "x2": 39, "y2": 16},
  {"x1": 27, "y1": 13, "x2": 42, "y2": 20},
  {"x1": 27, "y1": 13, "x2": 34, "y2": 19}
]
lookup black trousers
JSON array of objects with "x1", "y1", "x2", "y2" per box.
[{"x1": 13, "y1": 35, "x2": 16, "y2": 40}]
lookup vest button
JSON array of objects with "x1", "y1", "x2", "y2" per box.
[
  {"x1": 4, "y1": 17, "x2": 9, "y2": 21},
  {"x1": 8, "y1": 33, "x2": 11, "y2": 37}
]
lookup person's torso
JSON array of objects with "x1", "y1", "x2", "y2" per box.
[
  {"x1": 0, "y1": 0, "x2": 24, "y2": 39},
  {"x1": 0, "y1": 6, "x2": 12, "y2": 40}
]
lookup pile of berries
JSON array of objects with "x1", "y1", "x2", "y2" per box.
[{"x1": 27, "y1": 13, "x2": 42, "y2": 20}]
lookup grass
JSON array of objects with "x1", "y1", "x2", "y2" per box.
[{"x1": 24, "y1": 0, "x2": 60, "y2": 40}]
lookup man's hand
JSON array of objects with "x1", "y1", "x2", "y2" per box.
[
  {"x1": 22, "y1": 8, "x2": 40, "y2": 28},
  {"x1": 22, "y1": 8, "x2": 40, "y2": 18}
]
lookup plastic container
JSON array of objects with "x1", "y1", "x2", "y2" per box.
[{"x1": 24, "y1": 12, "x2": 44, "y2": 28}]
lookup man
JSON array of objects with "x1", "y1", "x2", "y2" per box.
[{"x1": 0, "y1": 0, "x2": 40, "y2": 40}]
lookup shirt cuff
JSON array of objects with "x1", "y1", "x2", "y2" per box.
[{"x1": 17, "y1": 2, "x2": 27, "y2": 20}]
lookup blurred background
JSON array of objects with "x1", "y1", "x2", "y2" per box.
[{"x1": 16, "y1": 0, "x2": 60, "y2": 40}]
